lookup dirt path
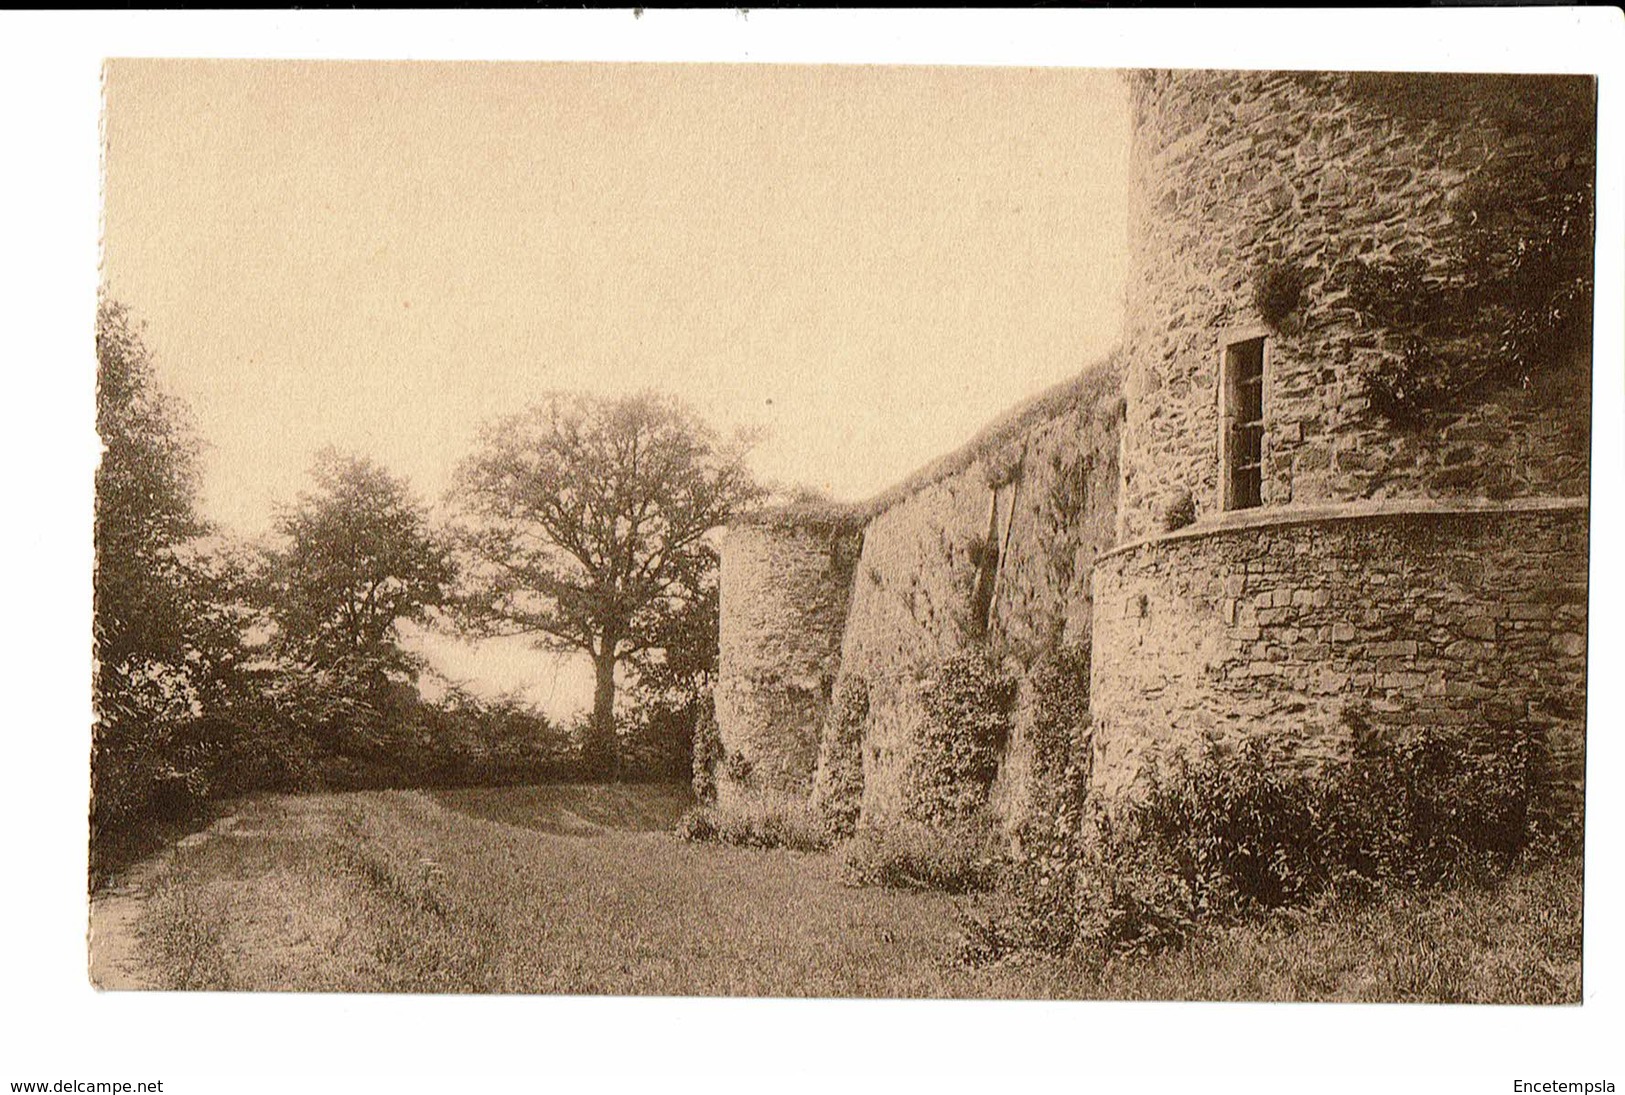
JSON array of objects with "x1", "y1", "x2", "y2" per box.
[{"x1": 88, "y1": 814, "x2": 242, "y2": 990}]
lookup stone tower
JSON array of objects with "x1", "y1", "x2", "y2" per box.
[
  {"x1": 710, "y1": 69, "x2": 1592, "y2": 832},
  {"x1": 713, "y1": 514, "x2": 862, "y2": 809},
  {"x1": 1090, "y1": 70, "x2": 1591, "y2": 807}
]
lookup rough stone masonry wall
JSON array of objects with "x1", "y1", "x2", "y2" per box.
[
  {"x1": 832, "y1": 380, "x2": 1121, "y2": 826},
  {"x1": 1117, "y1": 70, "x2": 1590, "y2": 543},
  {"x1": 988, "y1": 390, "x2": 1123, "y2": 661},
  {"x1": 1090, "y1": 502, "x2": 1588, "y2": 818},
  {"x1": 714, "y1": 521, "x2": 861, "y2": 807}
]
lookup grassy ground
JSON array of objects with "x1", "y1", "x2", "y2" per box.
[
  {"x1": 1033, "y1": 857, "x2": 1582, "y2": 1003},
  {"x1": 108, "y1": 784, "x2": 1581, "y2": 1000},
  {"x1": 425, "y1": 782, "x2": 694, "y2": 835}
]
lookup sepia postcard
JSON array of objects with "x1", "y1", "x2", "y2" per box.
[
  {"x1": 88, "y1": 55, "x2": 1598, "y2": 1004},
  {"x1": 0, "y1": 11, "x2": 1611, "y2": 1092}
]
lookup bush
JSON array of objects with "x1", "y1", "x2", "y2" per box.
[
  {"x1": 674, "y1": 805, "x2": 718, "y2": 843},
  {"x1": 976, "y1": 646, "x2": 1095, "y2": 957},
  {"x1": 209, "y1": 712, "x2": 323, "y2": 797},
  {"x1": 972, "y1": 723, "x2": 1561, "y2": 964},
  {"x1": 674, "y1": 800, "x2": 833, "y2": 853},
  {"x1": 1136, "y1": 738, "x2": 1324, "y2": 910},
  {"x1": 92, "y1": 665, "x2": 216, "y2": 837},
  {"x1": 689, "y1": 700, "x2": 723, "y2": 805},
  {"x1": 907, "y1": 650, "x2": 1018, "y2": 826},
  {"x1": 839, "y1": 818, "x2": 1001, "y2": 895},
  {"x1": 1319, "y1": 722, "x2": 1557, "y2": 886},
  {"x1": 811, "y1": 676, "x2": 868, "y2": 836},
  {"x1": 618, "y1": 698, "x2": 702, "y2": 782}
]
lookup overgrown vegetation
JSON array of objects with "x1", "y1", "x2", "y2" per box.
[
  {"x1": 983, "y1": 646, "x2": 1095, "y2": 955},
  {"x1": 1335, "y1": 74, "x2": 1595, "y2": 428},
  {"x1": 1253, "y1": 259, "x2": 1306, "y2": 328},
  {"x1": 839, "y1": 818, "x2": 1000, "y2": 895},
  {"x1": 811, "y1": 675, "x2": 869, "y2": 837},
  {"x1": 119, "y1": 783, "x2": 1579, "y2": 1001},
  {"x1": 732, "y1": 485, "x2": 870, "y2": 538},
  {"x1": 862, "y1": 355, "x2": 1122, "y2": 519},
  {"x1": 689, "y1": 700, "x2": 723, "y2": 805},
  {"x1": 794, "y1": 649, "x2": 1019, "y2": 900},
  {"x1": 971, "y1": 722, "x2": 1566, "y2": 964},
  {"x1": 675, "y1": 799, "x2": 833, "y2": 853},
  {"x1": 1042, "y1": 451, "x2": 1092, "y2": 593},
  {"x1": 1160, "y1": 489, "x2": 1196, "y2": 532},
  {"x1": 906, "y1": 650, "x2": 1018, "y2": 827}
]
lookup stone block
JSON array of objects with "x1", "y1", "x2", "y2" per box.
[
  {"x1": 1551, "y1": 632, "x2": 1586, "y2": 657},
  {"x1": 1295, "y1": 446, "x2": 1332, "y2": 473},
  {"x1": 1312, "y1": 669, "x2": 1350, "y2": 694}
]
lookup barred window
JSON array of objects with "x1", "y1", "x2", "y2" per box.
[{"x1": 1221, "y1": 336, "x2": 1266, "y2": 510}]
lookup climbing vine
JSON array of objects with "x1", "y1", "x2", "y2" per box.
[
  {"x1": 1337, "y1": 74, "x2": 1595, "y2": 428},
  {"x1": 906, "y1": 649, "x2": 1018, "y2": 827},
  {"x1": 811, "y1": 675, "x2": 869, "y2": 837}
]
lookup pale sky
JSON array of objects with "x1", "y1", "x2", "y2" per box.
[{"x1": 101, "y1": 60, "x2": 1131, "y2": 713}]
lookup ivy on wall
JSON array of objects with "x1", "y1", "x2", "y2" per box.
[
  {"x1": 905, "y1": 649, "x2": 1018, "y2": 827},
  {"x1": 811, "y1": 675, "x2": 869, "y2": 837},
  {"x1": 689, "y1": 699, "x2": 723, "y2": 804},
  {"x1": 1336, "y1": 74, "x2": 1595, "y2": 428},
  {"x1": 1253, "y1": 261, "x2": 1306, "y2": 329},
  {"x1": 1043, "y1": 451, "x2": 1091, "y2": 591}
]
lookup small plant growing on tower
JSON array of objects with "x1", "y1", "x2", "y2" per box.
[
  {"x1": 1161, "y1": 489, "x2": 1196, "y2": 532},
  {"x1": 1253, "y1": 260, "x2": 1306, "y2": 328}
]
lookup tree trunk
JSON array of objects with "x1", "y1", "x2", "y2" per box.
[{"x1": 588, "y1": 650, "x2": 619, "y2": 780}]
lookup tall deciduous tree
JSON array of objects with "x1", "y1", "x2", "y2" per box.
[
  {"x1": 266, "y1": 449, "x2": 453, "y2": 679},
  {"x1": 451, "y1": 392, "x2": 761, "y2": 776},
  {"x1": 95, "y1": 300, "x2": 207, "y2": 674},
  {"x1": 94, "y1": 300, "x2": 251, "y2": 837},
  {"x1": 627, "y1": 552, "x2": 721, "y2": 708}
]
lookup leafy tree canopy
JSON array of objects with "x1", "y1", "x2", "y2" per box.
[
  {"x1": 95, "y1": 300, "x2": 209, "y2": 673},
  {"x1": 266, "y1": 449, "x2": 454, "y2": 679},
  {"x1": 450, "y1": 391, "x2": 762, "y2": 774},
  {"x1": 94, "y1": 300, "x2": 257, "y2": 838}
]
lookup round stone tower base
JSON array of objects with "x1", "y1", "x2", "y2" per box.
[
  {"x1": 1089, "y1": 499, "x2": 1587, "y2": 817},
  {"x1": 715, "y1": 519, "x2": 861, "y2": 805}
]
